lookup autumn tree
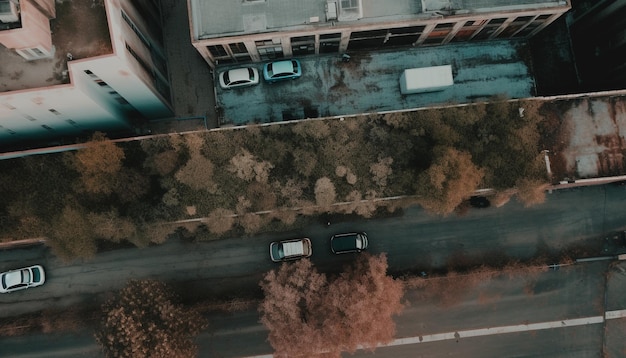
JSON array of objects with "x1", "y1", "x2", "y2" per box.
[
  {"x1": 515, "y1": 177, "x2": 549, "y2": 207},
  {"x1": 95, "y1": 280, "x2": 205, "y2": 358},
  {"x1": 259, "y1": 254, "x2": 404, "y2": 357},
  {"x1": 72, "y1": 132, "x2": 125, "y2": 195},
  {"x1": 417, "y1": 147, "x2": 484, "y2": 215},
  {"x1": 314, "y1": 177, "x2": 336, "y2": 208}
]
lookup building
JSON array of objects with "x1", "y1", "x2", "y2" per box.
[
  {"x1": 0, "y1": 0, "x2": 172, "y2": 148},
  {"x1": 188, "y1": 0, "x2": 571, "y2": 69},
  {"x1": 568, "y1": 0, "x2": 626, "y2": 91}
]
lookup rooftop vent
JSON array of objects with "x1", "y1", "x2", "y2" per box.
[
  {"x1": 337, "y1": 0, "x2": 362, "y2": 21},
  {"x1": 0, "y1": 0, "x2": 19, "y2": 23},
  {"x1": 325, "y1": 0, "x2": 337, "y2": 21}
]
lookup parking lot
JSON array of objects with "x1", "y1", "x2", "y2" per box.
[{"x1": 215, "y1": 39, "x2": 535, "y2": 125}]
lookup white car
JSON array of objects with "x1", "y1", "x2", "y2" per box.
[
  {"x1": 269, "y1": 238, "x2": 312, "y2": 262},
  {"x1": 0, "y1": 265, "x2": 46, "y2": 293},
  {"x1": 218, "y1": 67, "x2": 260, "y2": 89}
]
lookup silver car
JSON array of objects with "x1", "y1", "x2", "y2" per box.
[
  {"x1": 218, "y1": 67, "x2": 260, "y2": 89},
  {"x1": 0, "y1": 265, "x2": 46, "y2": 293},
  {"x1": 269, "y1": 238, "x2": 312, "y2": 262}
]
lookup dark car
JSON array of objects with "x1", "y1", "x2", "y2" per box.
[
  {"x1": 330, "y1": 232, "x2": 368, "y2": 254},
  {"x1": 469, "y1": 196, "x2": 490, "y2": 208}
]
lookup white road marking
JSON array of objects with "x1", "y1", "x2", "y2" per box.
[
  {"x1": 605, "y1": 309, "x2": 626, "y2": 319},
  {"x1": 243, "y1": 313, "x2": 626, "y2": 357},
  {"x1": 385, "y1": 316, "x2": 604, "y2": 347}
]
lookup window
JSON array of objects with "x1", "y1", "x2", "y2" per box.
[
  {"x1": 208, "y1": 45, "x2": 227, "y2": 57},
  {"x1": 95, "y1": 79, "x2": 108, "y2": 87},
  {"x1": 49, "y1": 109, "x2": 61, "y2": 115},
  {"x1": 121, "y1": 10, "x2": 151, "y2": 49},
  {"x1": 229, "y1": 42, "x2": 248, "y2": 54},
  {"x1": 435, "y1": 23, "x2": 454, "y2": 29},
  {"x1": 24, "y1": 115, "x2": 36, "y2": 121},
  {"x1": 66, "y1": 119, "x2": 78, "y2": 126},
  {"x1": 341, "y1": 0, "x2": 358, "y2": 9},
  {"x1": 84, "y1": 70, "x2": 97, "y2": 78},
  {"x1": 320, "y1": 33, "x2": 341, "y2": 40},
  {"x1": 41, "y1": 125, "x2": 54, "y2": 131}
]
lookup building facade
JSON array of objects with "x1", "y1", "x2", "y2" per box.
[
  {"x1": 0, "y1": 0, "x2": 172, "y2": 147},
  {"x1": 568, "y1": 0, "x2": 626, "y2": 91},
  {"x1": 188, "y1": 0, "x2": 571, "y2": 68}
]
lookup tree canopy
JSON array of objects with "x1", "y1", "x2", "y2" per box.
[
  {"x1": 95, "y1": 280, "x2": 206, "y2": 358},
  {"x1": 259, "y1": 254, "x2": 404, "y2": 357}
]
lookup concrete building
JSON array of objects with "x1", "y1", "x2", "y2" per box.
[
  {"x1": 568, "y1": 0, "x2": 626, "y2": 91},
  {"x1": 0, "y1": 0, "x2": 172, "y2": 148},
  {"x1": 188, "y1": 0, "x2": 571, "y2": 68}
]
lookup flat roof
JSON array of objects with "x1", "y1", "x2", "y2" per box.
[
  {"x1": 0, "y1": 1, "x2": 112, "y2": 93},
  {"x1": 191, "y1": 0, "x2": 569, "y2": 39}
]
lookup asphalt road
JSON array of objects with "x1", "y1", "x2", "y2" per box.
[
  {"x1": 2, "y1": 261, "x2": 618, "y2": 357},
  {"x1": 0, "y1": 185, "x2": 626, "y2": 356},
  {"x1": 2, "y1": 184, "x2": 626, "y2": 319}
]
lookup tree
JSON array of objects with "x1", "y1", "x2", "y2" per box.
[
  {"x1": 515, "y1": 178, "x2": 548, "y2": 207},
  {"x1": 322, "y1": 254, "x2": 404, "y2": 352},
  {"x1": 73, "y1": 132, "x2": 125, "y2": 195},
  {"x1": 95, "y1": 280, "x2": 205, "y2": 358},
  {"x1": 259, "y1": 254, "x2": 404, "y2": 357},
  {"x1": 314, "y1": 177, "x2": 336, "y2": 208},
  {"x1": 417, "y1": 147, "x2": 484, "y2": 215}
]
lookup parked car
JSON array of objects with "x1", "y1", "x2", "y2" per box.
[
  {"x1": 263, "y1": 59, "x2": 302, "y2": 83},
  {"x1": 0, "y1": 265, "x2": 46, "y2": 293},
  {"x1": 218, "y1": 67, "x2": 259, "y2": 89},
  {"x1": 330, "y1": 232, "x2": 369, "y2": 254},
  {"x1": 469, "y1": 196, "x2": 490, "y2": 208},
  {"x1": 270, "y1": 238, "x2": 312, "y2": 262}
]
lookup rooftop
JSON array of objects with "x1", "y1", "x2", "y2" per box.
[
  {"x1": 0, "y1": 0, "x2": 112, "y2": 93},
  {"x1": 190, "y1": 0, "x2": 569, "y2": 39},
  {"x1": 216, "y1": 39, "x2": 535, "y2": 125}
]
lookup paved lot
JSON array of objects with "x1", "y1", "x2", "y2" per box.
[{"x1": 216, "y1": 40, "x2": 535, "y2": 125}]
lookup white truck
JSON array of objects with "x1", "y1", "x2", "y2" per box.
[{"x1": 399, "y1": 65, "x2": 454, "y2": 95}]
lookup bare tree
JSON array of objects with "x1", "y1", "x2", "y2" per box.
[{"x1": 95, "y1": 280, "x2": 205, "y2": 358}]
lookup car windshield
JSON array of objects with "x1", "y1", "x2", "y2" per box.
[{"x1": 32, "y1": 268, "x2": 41, "y2": 282}]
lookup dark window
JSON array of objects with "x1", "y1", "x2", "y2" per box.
[
  {"x1": 48, "y1": 109, "x2": 61, "y2": 115},
  {"x1": 489, "y1": 18, "x2": 507, "y2": 25},
  {"x1": 350, "y1": 29, "x2": 388, "y2": 39},
  {"x1": 41, "y1": 125, "x2": 54, "y2": 131},
  {"x1": 208, "y1": 45, "x2": 227, "y2": 57},
  {"x1": 320, "y1": 33, "x2": 341, "y2": 40},
  {"x1": 435, "y1": 22, "x2": 454, "y2": 29},
  {"x1": 229, "y1": 42, "x2": 248, "y2": 54},
  {"x1": 390, "y1": 26, "x2": 425, "y2": 34}
]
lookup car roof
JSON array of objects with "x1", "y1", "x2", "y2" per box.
[
  {"x1": 226, "y1": 67, "x2": 253, "y2": 81},
  {"x1": 271, "y1": 60, "x2": 295, "y2": 74},
  {"x1": 282, "y1": 241, "x2": 305, "y2": 257},
  {"x1": 4, "y1": 270, "x2": 24, "y2": 287}
]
